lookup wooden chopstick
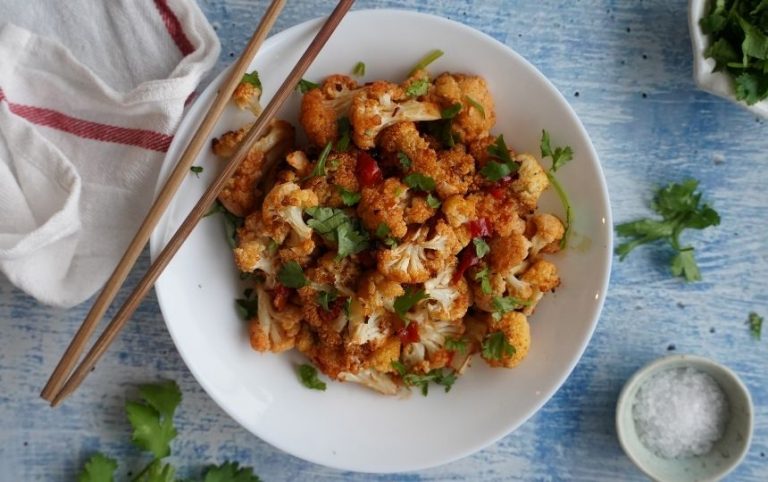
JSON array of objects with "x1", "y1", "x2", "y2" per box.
[
  {"x1": 49, "y1": 0, "x2": 355, "y2": 407},
  {"x1": 39, "y1": 0, "x2": 288, "y2": 403}
]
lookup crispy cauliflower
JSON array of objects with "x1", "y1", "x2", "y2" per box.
[
  {"x1": 527, "y1": 213, "x2": 565, "y2": 256},
  {"x1": 470, "y1": 268, "x2": 507, "y2": 312},
  {"x1": 482, "y1": 311, "x2": 530, "y2": 368},
  {"x1": 302, "y1": 151, "x2": 359, "y2": 208},
  {"x1": 233, "y1": 78, "x2": 262, "y2": 116},
  {"x1": 338, "y1": 368, "x2": 400, "y2": 395},
  {"x1": 347, "y1": 296, "x2": 396, "y2": 349},
  {"x1": 233, "y1": 214, "x2": 277, "y2": 282},
  {"x1": 402, "y1": 312, "x2": 464, "y2": 372},
  {"x1": 511, "y1": 153, "x2": 550, "y2": 211},
  {"x1": 377, "y1": 221, "x2": 464, "y2": 283},
  {"x1": 423, "y1": 261, "x2": 472, "y2": 320},
  {"x1": 299, "y1": 75, "x2": 361, "y2": 147},
  {"x1": 441, "y1": 194, "x2": 477, "y2": 227},
  {"x1": 404, "y1": 195, "x2": 437, "y2": 224},
  {"x1": 261, "y1": 181, "x2": 318, "y2": 243},
  {"x1": 369, "y1": 336, "x2": 402, "y2": 373},
  {"x1": 211, "y1": 120, "x2": 295, "y2": 217},
  {"x1": 356, "y1": 271, "x2": 404, "y2": 314},
  {"x1": 430, "y1": 73, "x2": 495, "y2": 143},
  {"x1": 489, "y1": 233, "x2": 531, "y2": 273},
  {"x1": 434, "y1": 144, "x2": 475, "y2": 198},
  {"x1": 357, "y1": 177, "x2": 409, "y2": 239},
  {"x1": 248, "y1": 284, "x2": 303, "y2": 353},
  {"x1": 350, "y1": 81, "x2": 441, "y2": 149},
  {"x1": 472, "y1": 192, "x2": 526, "y2": 237}
]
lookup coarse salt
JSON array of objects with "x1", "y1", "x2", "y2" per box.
[{"x1": 632, "y1": 367, "x2": 729, "y2": 458}]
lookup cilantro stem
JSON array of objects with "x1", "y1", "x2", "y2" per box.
[
  {"x1": 131, "y1": 460, "x2": 154, "y2": 482},
  {"x1": 545, "y1": 171, "x2": 572, "y2": 249}
]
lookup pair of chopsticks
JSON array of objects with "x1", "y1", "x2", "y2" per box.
[{"x1": 41, "y1": 0, "x2": 355, "y2": 406}]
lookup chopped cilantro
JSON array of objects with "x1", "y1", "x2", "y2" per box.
[
  {"x1": 747, "y1": 311, "x2": 763, "y2": 340},
  {"x1": 235, "y1": 288, "x2": 258, "y2": 320},
  {"x1": 297, "y1": 364, "x2": 327, "y2": 391},
  {"x1": 267, "y1": 238, "x2": 279, "y2": 255},
  {"x1": 482, "y1": 332, "x2": 516, "y2": 361},
  {"x1": 241, "y1": 70, "x2": 262, "y2": 90},
  {"x1": 403, "y1": 172, "x2": 436, "y2": 191},
  {"x1": 464, "y1": 95, "x2": 486, "y2": 118},
  {"x1": 336, "y1": 117, "x2": 351, "y2": 152},
  {"x1": 441, "y1": 103, "x2": 462, "y2": 119},
  {"x1": 397, "y1": 151, "x2": 412, "y2": 169},
  {"x1": 492, "y1": 295, "x2": 532, "y2": 320},
  {"x1": 277, "y1": 261, "x2": 308, "y2": 288},
  {"x1": 190, "y1": 165, "x2": 203, "y2": 177},
  {"x1": 473, "y1": 238, "x2": 490, "y2": 258},
  {"x1": 204, "y1": 201, "x2": 243, "y2": 248},
  {"x1": 404, "y1": 368, "x2": 457, "y2": 396},
  {"x1": 306, "y1": 207, "x2": 370, "y2": 259},
  {"x1": 309, "y1": 142, "x2": 333, "y2": 178},
  {"x1": 426, "y1": 193, "x2": 441, "y2": 209},
  {"x1": 540, "y1": 130, "x2": 574, "y2": 249},
  {"x1": 487, "y1": 134, "x2": 514, "y2": 164},
  {"x1": 78, "y1": 453, "x2": 117, "y2": 482},
  {"x1": 481, "y1": 134, "x2": 519, "y2": 182},
  {"x1": 317, "y1": 290, "x2": 338, "y2": 311},
  {"x1": 615, "y1": 180, "x2": 720, "y2": 282},
  {"x1": 445, "y1": 337, "x2": 468, "y2": 354},
  {"x1": 474, "y1": 267, "x2": 492, "y2": 295},
  {"x1": 337, "y1": 186, "x2": 361, "y2": 206},
  {"x1": 393, "y1": 287, "x2": 428, "y2": 319},
  {"x1": 408, "y1": 49, "x2": 444, "y2": 76},
  {"x1": 297, "y1": 79, "x2": 319, "y2": 94},
  {"x1": 352, "y1": 61, "x2": 366, "y2": 77},
  {"x1": 375, "y1": 223, "x2": 390, "y2": 239},
  {"x1": 405, "y1": 78, "x2": 430, "y2": 97}
]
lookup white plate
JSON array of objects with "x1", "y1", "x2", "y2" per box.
[{"x1": 150, "y1": 9, "x2": 612, "y2": 473}]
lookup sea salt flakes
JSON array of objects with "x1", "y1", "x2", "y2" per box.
[{"x1": 632, "y1": 367, "x2": 729, "y2": 458}]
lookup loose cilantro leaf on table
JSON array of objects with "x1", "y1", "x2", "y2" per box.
[
  {"x1": 297, "y1": 364, "x2": 327, "y2": 391},
  {"x1": 78, "y1": 453, "x2": 117, "y2": 482},
  {"x1": 393, "y1": 287, "x2": 428, "y2": 319},
  {"x1": 190, "y1": 165, "x2": 204, "y2": 177},
  {"x1": 203, "y1": 462, "x2": 262, "y2": 482},
  {"x1": 615, "y1": 179, "x2": 720, "y2": 282},
  {"x1": 125, "y1": 381, "x2": 181, "y2": 459},
  {"x1": 277, "y1": 261, "x2": 308, "y2": 288},
  {"x1": 482, "y1": 332, "x2": 516, "y2": 361},
  {"x1": 747, "y1": 312, "x2": 763, "y2": 340}
]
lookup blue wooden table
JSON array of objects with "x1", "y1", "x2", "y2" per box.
[{"x1": 1, "y1": 1, "x2": 766, "y2": 480}]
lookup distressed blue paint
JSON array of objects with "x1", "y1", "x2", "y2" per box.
[{"x1": 1, "y1": 0, "x2": 767, "y2": 480}]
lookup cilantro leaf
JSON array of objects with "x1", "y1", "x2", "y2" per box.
[
  {"x1": 309, "y1": 142, "x2": 333, "y2": 178},
  {"x1": 540, "y1": 129, "x2": 573, "y2": 172},
  {"x1": 445, "y1": 337, "x2": 468, "y2": 354},
  {"x1": 482, "y1": 332, "x2": 515, "y2": 361},
  {"x1": 352, "y1": 61, "x2": 366, "y2": 77},
  {"x1": 405, "y1": 78, "x2": 430, "y2": 97},
  {"x1": 615, "y1": 180, "x2": 720, "y2": 282},
  {"x1": 143, "y1": 460, "x2": 175, "y2": 482},
  {"x1": 403, "y1": 172, "x2": 436, "y2": 191},
  {"x1": 464, "y1": 95, "x2": 486, "y2": 118},
  {"x1": 747, "y1": 312, "x2": 763, "y2": 340},
  {"x1": 125, "y1": 381, "x2": 181, "y2": 459},
  {"x1": 203, "y1": 462, "x2": 262, "y2": 482},
  {"x1": 397, "y1": 151, "x2": 412, "y2": 169},
  {"x1": 297, "y1": 364, "x2": 327, "y2": 391},
  {"x1": 336, "y1": 117, "x2": 351, "y2": 151},
  {"x1": 474, "y1": 267, "x2": 492, "y2": 295},
  {"x1": 492, "y1": 296, "x2": 532, "y2": 320},
  {"x1": 473, "y1": 238, "x2": 490, "y2": 258},
  {"x1": 540, "y1": 130, "x2": 574, "y2": 248},
  {"x1": 205, "y1": 201, "x2": 243, "y2": 248},
  {"x1": 441, "y1": 103, "x2": 462, "y2": 119},
  {"x1": 78, "y1": 453, "x2": 117, "y2": 482},
  {"x1": 393, "y1": 287, "x2": 428, "y2": 319},
  {"x1": 235, "y1": 288, "x2": 258, "y2": 320},
  {"x1": 190, "y1": 165, "x2": 203, "y2": 177},
  {"x1": 402, "y1": 368, "x2": 457, "y2": 396},
  {"x1": 409, "y1": 49, "x2": 444, "y2": 76},
  {"x1": 317, "y1": 290, "x2": 338, "y2": 311},
  {"x1": 426, "y1": 193, "x2": 441, "y2": 209},
  {"x1": 375, "y1": 223, "x2": 391, "y2": 239},
  {"x1": 277, "y1": 261, "x2": 308, "y2": 288},
  {"x1": 297, "y1": 79, "x2": 319, "y2": 94},
  {"x1": 705, "y1": 38, "x2": 741, "y2": 71},
  {"x1": 337, "y1": 186, "x2": 361, "y2": 206},
  {"x1": 479, "y1": 161, "x2": 513, "y2": 182},
  {"x1": 305, "y1": 207, "x2": 369, "y2": 258},
  {"x1": 336, "y1": 222, "x2": 369, "y2": 258},
  {"x1": 487, "y1": 134, "x2": 513, "y2": 164},
  {"x1": 391, "y1": 360, "x2": 408, "y2": 376},
  {"x1": 241, "y1": 71, "x2": 262, "y2": 90},
  {"x1": 481, "y1": 135, "x2": 519, "y2": 181},
  {"x1": 735, "y1": 71, "x2": 768, "y2": 104}
]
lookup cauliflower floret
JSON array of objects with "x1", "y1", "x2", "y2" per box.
[
  {"x1": 285, "y1": 150, "x2": 311, "y2": 177},
  {"x1": 430, "y1": 73, "x2": 495, "y2": 143},
  {"x1": 519, "y1": 259, "x2": 560, "y2": 314},
  {"x1": 470, "y1": 268, "x2": 507, "y2": 312},
  {"x1": 369, "y1": 336, "x2": 402, "y2": 373},
  {"x1": 350, "y1": 81, "x2": 441, "y2": 149},
  {"x1": 511, "y1": 153, "x2": 550, "y2": 211},
  {"x1": 261, "y1": 182, "x2": 318, "y2": 243},
  {"x1": 307, "y1": 252, "x2": 362, "y2": 297},
  {"x1": 233, "y1": 78, "x2": 262, "y2": 116},
  {"x1": 423, "y1": 261, "x2": 472, "y2": 321},
  {"x1": 233, "y1": 214, "x2": 278, "y2": 280},
  {"x1": 338, "y1": 368, "x2": 400, "y2": 395},
  {"x1": 489, "y1": 233, "x2": 531, "y2": 273},
  {"x1": 481, "y1": 311, "x2": 530, "y2": 368},
  {"x1": 297, "y1": 286, "x2": 348, "y2": 348},
  {"x1": 434, "y1": 144, "x2": 475, "y2": 198},
  {"x1": 467, "y1": 135, "x2": 502, "y2": 166},
  {"x1": 347, "y1": 297, "x2": 396, "y2": 349},
  {"x1": 302, "y1": 151, "x2": 359, "y2": 208},
  {"x1": 248, "y1": 284, "x2": 303, "y2": 353},
  {"x1": 442, "y1": 194, "x2": 477, "y2": 228},
  {"x1": 357, "y1": 177, "x2": 409, "y2": 239},
  {"x1": 211, "y1": 120, "x2": 295, "y2": 217},
  {"x1": 356, "y1": 271, "x2": 404, "y2": 314},
  {"x1": 471, "y1": 192, "x2": 526, "y2": 237},
  {"x1": 527, "y1": 213, "x2": 565, "y2": 256},
  {"x1": 278, "y1": 232, "x2": 316, "y2": 265},
  {"x1": 503, "y1": 261, "x2": 534, "y2": 301},
  {"x1": 404, "y1": 195, "x2": 437, "y2": 225},
  {"x1": 401, "y1": 312, "x2": 464, "y2": 372},
  {"x1": 299, "y1": 75, "x2": 361, "y2": 147},
  {"x1": 377, "y1": 221, "x2": 463, "y2": 283}
]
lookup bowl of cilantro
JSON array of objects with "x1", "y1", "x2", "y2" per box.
[{"x1": 689, "y1": 0, "x2": 768, "y2": 117}]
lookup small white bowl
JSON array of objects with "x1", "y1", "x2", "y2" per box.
[
  {"x1": 616, "y1": 355, "x2": 753, "y2": 482},
  {"x1": 688, "y1": 0, "x2": 768, "y2": 117}
]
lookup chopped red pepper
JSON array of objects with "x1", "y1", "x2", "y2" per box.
[
  {"x1": 468, "y1": 218, "x2": 492, "y2": 238},
  {"x1": 270, "y1": 283, "x2": 292, "y2": 311},
  {"x1": 398, "y1": 321, "x2": 421, "y2": 344},
  {"x1": 452, "y1": 243, "x2": 480, "y2": 283},
  {"x1": 356, "y1": 151, "x2": 383, "y2": 187},
  {"x1": 489, "y1": 185, "x2": 506, "y2": 199}
]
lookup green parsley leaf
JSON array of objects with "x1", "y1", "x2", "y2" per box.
[
  {"x1": 397, "y1": 151, "x2": 412, "y2": 169},
  {"x1": 305, "y1": 207, "x2": 370, "y2": 259},
  {"x1": 481, "y1": 135, "x2": 519, "y2": 182},
  {"x1": 78, "y1": 453, "x2": 117, "y2": 482},
  {"x1": 408, "y1": 49, "x2": 444, "y2": 76},
  {"x1": 336, "y1": 117, "x2": 351, "y2": 151},
  {"x1": 445, "y1": 337, "x2": 468, "y2": 354},
  {"x1": 352, "y1": 61, "x2": 366, "y2": 77},
  {"x1": 297, "y1": 79, "x2": 319, "y2": 94},
  {"x1": 241, "y1": 70, "x2": 262, "y2": 90},
  {"x1": 403, "y1": 368, "x2": 457, "y2": 396},
  {"x1": 473, "y1": 238, "x2": 490, "y2": 258},
  {"x1": 393, "y1": 287, "x2": 428, "y2": 319},
  {"x1": 277, "y1": 261, "x2": 308, "y2": 288},
  {"x1": 482, "y1": 332, "x2": 516, "y2": 361},
  {"x1": 298, "y1": 364, "x2": 327, "y2": 391},
  {"x1": 464, "y1": 95, "x2": 486, "y2": 118},
  {"x1": 441, "y1": 103, "x2": 462, "y2": 119},
  {"x1": 125, "y1": 381, "x2": 181, "y2": 459},
  {"x1": 143, "y1": 460, "x2": 175, "y2": 482},
  {"x1": 205, "y1": 201, "x2": 243, "y2": 248},
  {"x1": 747, "y1": 311, "x2": 763, "y2": 340},
  {"x1": 403, "y1": 172, "x2": 436, "y2": 191},
  {"x1": 317, "y1": 290, "x2": 338, "y2": 311},
  {"x1": 309, "y1": 142, "x2": 333, "y2": 178},
  {"x1": 337, "y1": 186, "x2": 361, "y2": 206},
  {"x1": 615, "y1": 180, "x2": 720, "y2": 282},
  {"x1": 235, "y1": 288, "x2": 259, "y2": 320},
  {"x1": 203, "y1": 461, "x2": 262, "y2": 482},
  {"x1": 540, "y1": 129, "x2": 573, "y2": 172},
  {"x1": 405, "y1": 78, "x2": 430, "y2": 97},
  {"x1": 426, "y1": 193, "x2": 441, "y2": 209},
  {"x1": 190, "y1": 165, "x2": 203, "y2": 177},
  {"x1": 474, "y1": 267, "x2": 492, "y2": 295},
  {"x1": 336, "y1": 222, "x2": 370, "y2": 258},
  {"x1": 492, "y1": 296, "x2": 532, "y2": 320}
]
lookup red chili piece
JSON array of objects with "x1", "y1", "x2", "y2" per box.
[
  {"x1": 398, "y1": 321, "x2": 421, "y2": 344},
  {"x1": 452, "y1": 243, "x2": 480, "y2": 283},
  {"x1": 270, "y1": 283, "x2": 292, "y2": 311},
  {"x1": 356, "y1": 151, "x2": 383, "y2": 187},
  {"x1": 468, "y1": 218, "x2": 492, "y2": 238}
]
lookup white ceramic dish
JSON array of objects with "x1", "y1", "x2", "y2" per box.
[
  {"x1": 688, "y1": 0, "x2": 768, "y2": 117},
  {"x1": 149, "y1": 9, "x2": 612, "y2": 473}
]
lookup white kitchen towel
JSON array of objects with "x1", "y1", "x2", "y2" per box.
[{"x1": 0, "y1": 0, "x2": 220, "y2": 307}]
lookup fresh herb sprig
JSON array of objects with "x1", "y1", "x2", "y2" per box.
[
  {"x1": 540, "y1": 130, "x2": 574, "y2": 249},
  {"x1": 747, "y1": 311, "x2": 763, "y2": 340},
  {"x1": 305, "y1": 207, "x2": 370, "y2": 259},
  {"x1": 615, "y1": 180, "x2": 720, "y2": 282},
  {"x1": 482, "y1": 332, "x2": 516, "y2": 361},
  {"x1": 391, "y1": 361, "x2": 457, "y2": 396}
]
